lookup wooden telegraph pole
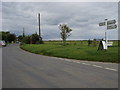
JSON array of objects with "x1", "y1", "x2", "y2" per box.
[
  {"x1": 38, "y1": 13, "x2": 42, "y2": 41},
  {"x1": 23, "y1": 27, "x2": 25, "y2": 37}
]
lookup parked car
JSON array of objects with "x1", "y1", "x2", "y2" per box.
[{"x1": 0, "y1": 40, "x2": 6, "y2": 47}]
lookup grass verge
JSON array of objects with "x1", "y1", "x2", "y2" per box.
[{"x1": 20, "y1": 41, "x2": 118, "y2": 63}]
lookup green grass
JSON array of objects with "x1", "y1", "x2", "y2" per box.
[{"x1": 20, "y1": 41, "x2": 119, "y2": 63}]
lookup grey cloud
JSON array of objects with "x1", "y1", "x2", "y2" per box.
[{"x1": 2, "y1": 2, "x2": 118, "y2": 40}]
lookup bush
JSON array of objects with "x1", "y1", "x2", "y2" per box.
[
  {"x1": 35, "y1": 40, "x2": 44, "y2": 44},
  {"x1": 22, "y1": 36, "x2": 30, "y2": 44},
  {"x1": 20, "y1": 42, "x2": 25, "y2": 46},
  {"x1": 30, "y1": 34, "x2": 39, "y2": 44}
]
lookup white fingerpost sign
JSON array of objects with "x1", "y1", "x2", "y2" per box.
[
  {"x1": 107, "y1": 24, "x2": 117, "y2": 29},
  {"x1": 99, "y1": 22, "x2": 105, "y2": 26},
  {"x1": 107, "y1": 20, "x2": 116, "y2": 25},
  {"x1": 99, "y1": 19, "x2": 117, "y2": 50},
  {"x1": 102, "y1": 41, "x2": 107, "y2": 50}
]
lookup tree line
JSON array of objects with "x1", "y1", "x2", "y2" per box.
[
  {"x1": 18, "y1": 33, "x2": 43, "y2": 44},
  {"x1": 0, "y1": 31, "x2": 16, "y2": 43},
  {"x1": 0, "y1": 31, "x2": 42, "y2": 44},
  {"x1": 0, "y1": 23, "x2": 72, "y2": 45}
]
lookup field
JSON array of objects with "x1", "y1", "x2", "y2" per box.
[{"x1": 20, "y1": 40, "x2": 119, "y2": 63}]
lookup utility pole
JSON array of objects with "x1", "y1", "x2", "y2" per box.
[
  {"x1": 38, "y1": 13, "x2": 42, "y2": 41},
  {"x1": 23, "y1": 27, "x2": 25, "y2": 37}
]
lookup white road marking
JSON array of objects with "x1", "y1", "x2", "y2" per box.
[
  {"x1": 57, "y1": 58, "x2": 117, "y2": 72},
  {"x1": 82, "y1": 63, "x2": 91, "y2": 65},
  {"x1": 58, "y1": 58, "x2": 64, "y2": 60},
  {"x1": 105, "y1": 68, "x2": 117, "y2": 71},
  {"x1": 92, "y1": 65, "x2": 103, "y2": 68},
  {"x1": 65, "y1": 59, "x2": 71, "y2": 62}
]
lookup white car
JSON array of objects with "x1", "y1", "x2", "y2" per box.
[{"x1": 0, "y1": 40, "x2": 6, "y2": 47}]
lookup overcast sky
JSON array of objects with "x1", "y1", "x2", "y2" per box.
[{"x1": 1, "y1": 2, "x2": 118, "y2": 40}]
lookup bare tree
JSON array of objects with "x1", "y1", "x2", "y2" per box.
[{"x1": 58, "y1": 24, "x2": 72, "y2": 45}]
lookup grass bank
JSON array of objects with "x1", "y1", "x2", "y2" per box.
[{"x1": 20, "y1": 41, "x2": 118, "y2": 63}]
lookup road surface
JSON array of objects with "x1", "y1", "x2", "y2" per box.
[{"x1": 2, "y1": 44, "x2": 118, "y2": 88}]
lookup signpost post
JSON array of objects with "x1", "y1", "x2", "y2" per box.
[
  {"x1": 98, "y1": 19, "x2": 117, "y2": 50},
  {"x1": 105, "y1": 19, "x2": 107, "y2": 47}
]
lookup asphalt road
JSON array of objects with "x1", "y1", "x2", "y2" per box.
[{"x1": 2, "y1": 44, "x2": 118, "y2": 88}]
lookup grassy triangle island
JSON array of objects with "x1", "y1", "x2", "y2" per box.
[{"x1": 20, "y1": 40, "x2": 118, "y2": 63}]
